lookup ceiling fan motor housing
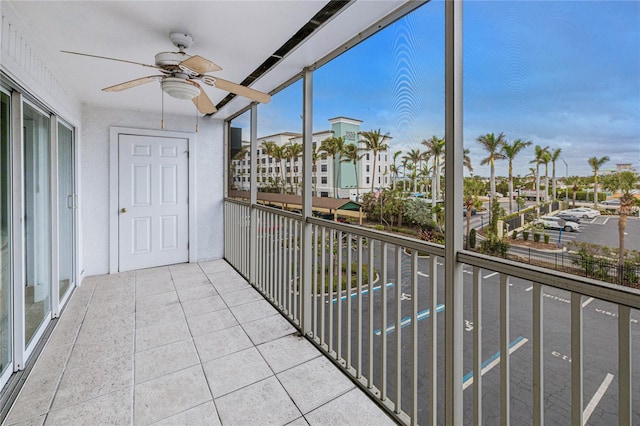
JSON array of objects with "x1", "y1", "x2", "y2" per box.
[{"x1": 170, "y1": 32, "x2": 194, "y2": 50}]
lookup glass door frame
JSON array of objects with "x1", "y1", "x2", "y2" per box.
[
  {"x1": 0, "y1": 86, "x2": 13, "y2": 388},
  {"x1": 52, "y1": 118, "x2": 76, "y2": 315}
]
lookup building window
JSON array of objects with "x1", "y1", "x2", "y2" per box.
[
  {"x1": 286, "y1": 167, "x2": 291, "y2": 173},
  {"x1": 321, "y1": 177, "x2": 328, "y2": 184},
  {"x1": 294, "y1": 166, "x2": 299, "y2": 173},
  {"x1": 366, "y1": 165, "x2": 370, "y2": 172},
  {"x1": 320, "y1": 192, "x2": 329, "y2": 197},
  {"x1": 366, "y1": 177, "x2": 370, "y2": 184},
  {"x1": 366, "y1": 153, "x2": 370, "y2": 161},
  {"x1": 321, "y1": 164, "x2": 327, "y2": 172},
  {"x1": 261, "y1": 158, "x2": 266, "y2": 164},
  {"x1": 269, "y1": 158, "x2": 273, "y2": 163}
]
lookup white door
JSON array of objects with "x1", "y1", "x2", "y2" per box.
[{"x1": 118, "y1": 134, "x2": 189, "y2": 271}]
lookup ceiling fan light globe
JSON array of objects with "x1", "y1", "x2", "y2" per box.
[{"x1": 162, "y1": 78, "x2": 200, "y2": 100}]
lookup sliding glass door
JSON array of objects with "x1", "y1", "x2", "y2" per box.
[
  {"x1": 58, "y1": 122, "x2": 75, "y2": 302},
  {"x1": 0, "y1": 90, "x2": 11, "y2": 384},
  {"x1": 23, "y1": 102, "x2": 51, "y2": 348}
]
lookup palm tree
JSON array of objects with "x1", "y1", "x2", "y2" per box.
[
  {"x1": 549, "y1": 148, "x2": 562, "y2": 200},
  {"x1": 501, "y1": 138, "x2": 532, "y2": 214},
  {"x1": 319, "y1": 136, "x2": 346, "y2": 198},
  {"x1": 285, "y1": 142, "x2": 303, "y2": 194},
  {"x1": 530, "y1": 145, "x2": 549, "y2": 204},
  {"x1": 476, "y1": 132, "x2": 506, "y2": 204},
  {"x1": 422, "y1": 136, "x2": 445, "y2": 206},
  {"x1": 542, "y1": 150, "x2": 551, "y2": 202},
  {"x1": 359, "y1": 129, "x2": 391, "y2": 192},
  {"x1": 463, "y1": 148, "x2": 473, "y2": 174},
  {"x1": 403, "y1": 148, "x2": 423, "y2": 193},
  {"x1": 602, "y1": 171, "x2": 638, "y2": 265},
  {"x1": 261, "y1": 141, "x2": 285, "y2": 192},
  {"x1": 588, "y1": 156, "x2": 610, "y2": 207},
  {"x1": 464, "y1": 176, "x2": 484, "y2": 249},
  {"x1": 341, "y1": 144, "x2": 364, "y2": 200},
  {"x1": 390, "y1": 151, "x2": 402, "y2": 190}
]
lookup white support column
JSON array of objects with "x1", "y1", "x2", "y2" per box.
[
  {"x1": 50, "y1": 115, "x2": 60, "y2": 318},
  {"x1": 444, "y1": 0, "x2": 464, "y2": 423},
  {"x1": 301, "y1": 68, "x2": 313, "y2": 334},
  {"x1": 11, "y1": 90, "x2": 25, "y2": 370},
  {"x1": 249, "y1": 104, "x2": 258, "y2": 285}
]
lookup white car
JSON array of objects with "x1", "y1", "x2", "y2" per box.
[
  {"x1": 562, "y1": 207, "x2": 601, "y2": 219},
  {"x1": 535, "y1": 216, "x2": 580, "y2": 232}
]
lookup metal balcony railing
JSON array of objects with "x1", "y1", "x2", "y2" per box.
[{"x1": 224, "y1": 198, "x2": 640, "y2": 425}]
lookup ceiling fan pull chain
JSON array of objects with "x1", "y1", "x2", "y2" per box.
[
  {"x1": 161, "y1": 89, "x2": 165, "y2": 129},
  {"x1": 195, "y1": 97, "x2": 199, "y2": 133}
]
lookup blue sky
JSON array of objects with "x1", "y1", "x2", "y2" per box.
[{"x1": 253, "y1": 0, "x2": 639, "y2": 178}]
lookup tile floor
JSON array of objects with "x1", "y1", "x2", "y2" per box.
[{"x1": 4, "y1": 260, "x2": 395, "y2": 425}]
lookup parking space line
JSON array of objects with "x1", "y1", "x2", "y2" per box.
[
  {"x1": 525, "y1": 286, "x2": 534, "y2": 292},
  {"x1": 582, "y1": 297, "x2": 594, "y2": 308},
  {"x1": 417, "y1": 271, "x2": 429, "y2": 278},
  {"x1": 483, "y1": 272, "x2": 498, "y2": 279},
  {"x1": 583, "y1": 373, "x2": 614, "y2": 424},
  {"x1": 330, "y1": 282, "x2": 394, "y2": 303},
  {"x1": 374, "y1": 304, "x2": 445, "y2": 335},
  {"x1": 462, "y1": 336, "x2": 528, "y2": 390}
]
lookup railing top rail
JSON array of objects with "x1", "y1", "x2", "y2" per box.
[
  {"x1": 307, "y1": 217, "x2": 446, "y2": 257},
  {"x1": 224, "y1": 197, "x2": 250, "y2": 207},
  {"x1": 459, "y1": 250, "x2": 640, "y2": 309},
  {"x1": 253, "y1": 203, "x2": 304, "y2": 221}
]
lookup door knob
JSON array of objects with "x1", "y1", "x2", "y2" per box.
[{"x1": 121, "y1": 208, "x2": 127, "y2": 213}]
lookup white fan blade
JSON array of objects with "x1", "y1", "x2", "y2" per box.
[
  {"x1": 102, "y1": 76, "x2": 162, "y2": 92},
  {"x1": 180, "y1": 55, "x2": 222, "y2": 74},
  {"x1": 213, "y1": 77, "x2": 271, "y2": 103},
  {"x1": 61, "y1": 50, "x2": 161, "y2": 69},
  {"x1": 191, "y1": 83, "x2": 217, "y2": 114}
]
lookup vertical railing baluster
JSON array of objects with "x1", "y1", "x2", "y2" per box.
[
  {"x1": 618, "y1": 305, "x2": 631, "y2": 426},
  {"x1": 500, "y1": 273, "x2": 510, "y2": 426},
  {"x1": 312, "y1": 225, "x2": 318, "y2": 340},
  {"x1": 410, "y1": 250, "x2": 418, "y2": 426},
  {"x1": 294, "y1": 220, "x2": 299, "y2": 323},
  {"x1": 533, "y1": 282, "x2": 544, "y2": 426},
  {"x1": 368, "y1": 239, "x2": 375, "y2": 390},
  {"x1": 347, "y1": 233, "x2": 352, "y2": 370},
  {"x1": 381, "y1": 241, "x2": 388, "y2": 401},
  {"x1": 287, "y1": 218, "x2": 293, "y2": 315},
  {"x1": 473, "y1": 266, "x2": 482, "y2": 426},
  {"x1": 328, "y1": 229, "x2": 335, "y2": 355},
  {"x1": 337, "y1": 230, "x2": 343, "y2": 361},
  {"x1": 395, "y1": 245, "x2": 402, "y2": 413},
  {"x1": 429, "y1": 255, "x2": 438, "y2": 426},
  {"x1": 571, "y1": 293, "x2": 583, "y2": 426},
  {"x1": 269, "y1": 212, "x2": 275, "y2": 301},
  {"x1": 320, "y1": 227, "x2": 326, "y2": 345},
  {"x1": 356, "y1": 236, "x2": 363, "y2": 379}
]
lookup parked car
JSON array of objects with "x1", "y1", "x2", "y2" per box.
[
  {"x1": 535, "y1": 216, "x2": 580, "y2": 232},
  {"x1": 463, "y1": 207, "x2": 477, "y2": 216},
  {"x1": 602, "y1": 198, "x2": 621, "y2": 206},
  {"x1": 562, "y1": 207, "x2": 600, "y2": 219},
  {"x1": 555, "y1": 212, "x2": 581, "y2": 223}
]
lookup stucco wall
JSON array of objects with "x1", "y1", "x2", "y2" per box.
[{"x1": 81, "y1": 105, "x2": 224, "y2": 276}]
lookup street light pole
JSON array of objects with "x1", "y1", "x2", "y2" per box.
[{"x1": 561, "y1": 159, "x2": 569, "y2": 201}]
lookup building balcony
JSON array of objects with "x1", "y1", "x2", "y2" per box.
[{"x1": 4, "y1": 260, "x2": 394, "y2": 425}]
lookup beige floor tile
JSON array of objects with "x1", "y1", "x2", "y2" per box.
[
  {"x1": 277, "y1": 356, "x2": 354, "y2": 414},
  {"x1": 215, "y1": 376, "x2": 301, "y2": 426},
  {"x1": 193, "y1": 325, "x2": 253, "y2": 363},
  {"x1": 135, "y1": 339, "x2": 200, "y2": 384},
  {"x1": 219, "y1": 287, "x2": 263, "y2": 307},
  {"x1": 229, "y1": 299, "x2": 279, "y2": 324},
  {"x1": 152, "y1": 401, "x2": 221, "y2": 426},
  {"x1": 134, "y1": 365, "x2": 212, "y2": 425},
  {"x1": 5, "y1": 415, "x2": 46, "y2": 426},
  {"x1": 51, "y1": 354, "x2": 133, "y2": 410},
  {"x1": 172, "y1": 275, "x2": 211, "y2": 290},
  {"x1": 135, "y1": 301, "x2": 185, "y2": 329},
  {"x1": 199, "y1": 259, "x2": 234, "y2": 274},
  {"x1": 45, "y1": 387, "x2": 133, "y2": 426},
  {"x1": 242, "y1": 313, "x2": 297, "y2": 345},
  {"x1": 209, "y1": 275, "x2": 251, "y2": 294},
  {"x1": 181, "y1": 294, "x2": 227, "y2": 318},
  {"x1": 66, "y1": 326, "x2": 134, "y2": 369},
  {"x1": 304, "y1": 388, "x2": 396, "y2": 426},
  {"x1": 176, "y1": 284, "x2": 217, "y2": 303},
  {"x1": 135, "y1": 289, "x2": 180, "y2": 311},
  {"x1": 135, "y1": 317, "x2": 191, "y2": 352},
  {"x1": 202, "y1": 347, "x2": 273, "y2": 397},
  {"x1": 257, "y1": 334, "x2": 320, "y2": 373},
  {"x1": 135, "y1": 278, "x2": 175, "y2": 297},
  {"x1": 5, "y1": 372, "x2": 61, "y2": 424},
  {"x1": 186, "y1": 309, "x2": 238, "y2": 336}
]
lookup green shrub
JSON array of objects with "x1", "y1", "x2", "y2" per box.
[
  {"x1": 511, "y1": 230, "x2": 518, "y2": 239},
  {"x1": 533, "y1": 232, "x2": 541, "y2": 243},
  {"x1": 544, "y1": 234, "x2": 550, "y2": 244},
  {"x1": 469, "y1": 228, "x2": 477, "y2": 248},
  {"x1": 522, "y1": 230, "x2": 529, "y2": 241},
  {"x1": 375, "y1": 224, "x2": 385, "y2": 231}
]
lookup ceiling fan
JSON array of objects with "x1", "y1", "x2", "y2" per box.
[{"x1": 61, "y1": 32, "x2": 271, "y2": 114}]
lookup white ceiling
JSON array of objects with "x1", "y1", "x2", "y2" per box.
[{"x1": 5, "y1": 1, "x2": 410, "y2": 120}]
